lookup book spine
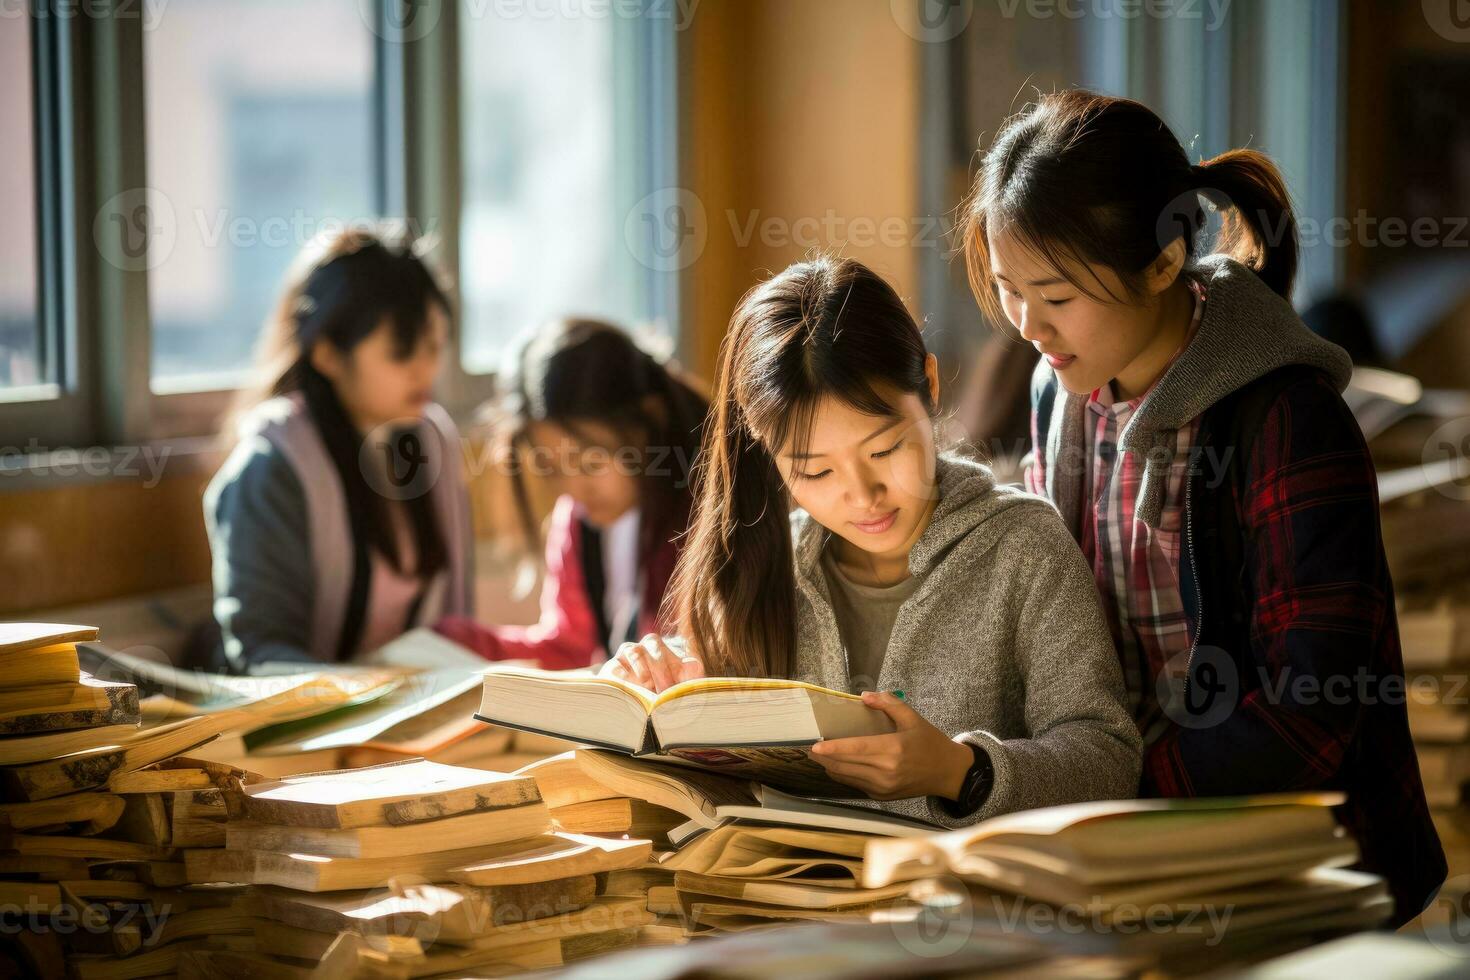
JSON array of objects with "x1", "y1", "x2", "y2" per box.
[
  {"x1": 238, "y1": 798, "x2": 345, "y2": 830},
  {"x1": 379, "y1": 784, "x2": 542, "y2": 826},
  {"x1": 4, "y1": 748, "x2": 129, "y2": 802},
  {"x1": 0, "y1": 686, "x2": 141, "y2": 736}
]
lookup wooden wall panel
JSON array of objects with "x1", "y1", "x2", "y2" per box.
[{"x1": 0, "y1": 471, "x2": 214, "y2": 616}]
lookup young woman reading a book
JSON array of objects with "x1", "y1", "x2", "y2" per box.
[
  {"x1": 435, "y1": 319, "x2": 709, "y2": 667},
  {"x1": 961, "y1": 89, "x2": 1443, "y2": 921},
  {"x1": 204, "y1": 225, "x2": 473, "y2": 671},
  {"x1": 601, "y1": 256, "x2": 1141, "y2": 826}
]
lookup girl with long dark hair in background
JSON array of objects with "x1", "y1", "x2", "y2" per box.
[
  {"x1": 205, "y1": 225, "x2": 472, "y2": 671},
  {"x1": 434, "y1": 319, "x2": 708, "y2": 668}
]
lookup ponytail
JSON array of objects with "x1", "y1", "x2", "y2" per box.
[
  {"x1": 1192, "y1": 148, "x2": 1298, "y2": 299},
  {"x1": 964, "y1": 89, "x2": 1302, "y2": 316}
]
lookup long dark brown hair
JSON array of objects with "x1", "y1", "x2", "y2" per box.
[
  {"x1": 963, "y1": 89, "x2": 1298, "y2": 323},
  {"x1": 233, "y1": 224, "x2": 451, "y2": 585},
  {"x1": 670, "y1": 256, "x2": 936, "y2": 679},
  {"x1": 490, "y1": 318, "x2": 709, "y2": 587}
]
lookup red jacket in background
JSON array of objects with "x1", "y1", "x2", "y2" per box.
[{"x1": 435, "y1": 495, "x2": 683, "y2": 670}]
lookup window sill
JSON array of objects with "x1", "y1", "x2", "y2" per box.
[{"x1": 0, "y1": 435, "x2": 225, "y2": 493}]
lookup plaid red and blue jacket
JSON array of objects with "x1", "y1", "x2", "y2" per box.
[{"x1": 1032, "y1": 362, "x2": 1446, "y2": 927}]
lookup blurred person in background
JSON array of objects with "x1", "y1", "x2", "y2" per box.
[
  {"x1": 434, "y1": 319, "x2": 708, "y2": 668},
  {"x1": 204, "y1": 225, "x2": 473, "y2": 672}
]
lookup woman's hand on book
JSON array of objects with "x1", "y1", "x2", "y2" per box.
[
  {"x1": 600, "y1": 633, "x2": 706, "y2": 692},
  {"x1": 808, "y1": 691, "x2": 975, "y2": 801}
]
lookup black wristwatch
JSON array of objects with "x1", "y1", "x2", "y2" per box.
[{"x1": 940, "y1": 742, "x2": 994, "y2": 818}]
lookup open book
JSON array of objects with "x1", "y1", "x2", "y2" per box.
[
  {"x1": 569, "y1": 749, "x2": 937, "y2": 844},
  {"x1": 476, "y1": 668, "x2": 894, "y2": 797},
  {"x1": 861, "y1": 792, "x2": 1356, "y2": 908}
]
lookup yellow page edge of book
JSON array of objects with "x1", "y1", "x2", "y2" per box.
[
  {"x1": 860, "y1": 791, "x2": 1348, "y2": 889},
  {"x1": 6, "y1": 642, "x2": 78, "y2": 658},
  {"x1": 926, "y1": 791, "x2": 1350, "y2": 865},
  {"x1": 481, "y1": 665, "x2": 863, "y2": 712},
  {"x1": 652, "y1": 677, "x2": 863, "y2": 709}
]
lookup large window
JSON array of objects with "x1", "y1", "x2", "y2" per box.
[
  {"x1": 0, "y1": 17, "x2": 41, "y2": 392},
  {"x1": 144, "y1": 0, "x2": 378, "y2": 391},
  {"x1": 458, "y1": 3, "x2": 674, "y2": 373},
  {"x1": 0, "y1": 2, "x2": 677, "y2": 446}
]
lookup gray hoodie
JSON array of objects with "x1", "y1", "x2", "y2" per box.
[{"x1": 789, "y1": 452, "x2": 1142, "y2": 827}]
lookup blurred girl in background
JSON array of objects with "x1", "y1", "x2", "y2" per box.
[
  {"x1": 434, "y1": 319, "x2": 708, "y2": 668},
  {"x1": 205, "y1": 225, "x2": 473, "y2": 671}
]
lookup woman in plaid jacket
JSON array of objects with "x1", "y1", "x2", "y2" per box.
[{"x1": 960, "y1": 89, "x2": 1445, "y2": 925}]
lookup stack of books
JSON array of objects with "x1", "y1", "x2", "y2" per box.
[
  {"x1": 862, "y1": 794, "x2": 1392, "y2": 973},
  {"x1": 513, "y1": 751, "x2": 687, "y2": 943},
  {"x1": 492, "y1": 730, "x2": 1394, "y2": 970},
  {"x1": 0, "y1": 624, "x2": 142, "y2": 773},
  {"x1": 1395, "y1": 591, "x2": 1470, "y2": 930},
  {"x1": 489, "y1": 751, "x2": 1395, "y2": 973},
  {"x1": 1364, "y1": 380, "x2": 1470, "y2": 931},
  {"x1": 4, "y1": 632, "x2": 1407, "y2": 974},
  {"x1": 0, "y1": 623, "x2": 451, "y2": 977},
  {"x1": 661, "y1": 823, "x2": 922, "y2": 934},
  {"x1": 180, "y1": 757, "x2": 658, "y2": 975},
  {"x1": 2, "y1": 749, "x2": 263, "y2": 977},
  {"x1": 1400, "y1": 598, "x2": 1470, "y2": 796},
  {"x1": 517, "y1": 749, "x2": 939, "y2": 940}
]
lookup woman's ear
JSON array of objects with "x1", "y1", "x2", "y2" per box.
[
  {"x1": 924, "y1": 352, "x2": 941, "y2": 407},
  {"x1": 309, "y1": 338, "x2": 344, "y2": 382},
  {"x1": 1143, "y1": 238, "x2": 1188, "y2": 296}
]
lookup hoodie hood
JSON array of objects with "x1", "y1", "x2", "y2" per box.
[
  {"x1": 791, "y1": 453, "x2": 1043, "y2": 591},
  {"x1": 1041, "y1": 255, "x2": 1354, "y2": 529},
  {"x1": 1125, "y1": 254, "x2": 1353, "y2": 438}
]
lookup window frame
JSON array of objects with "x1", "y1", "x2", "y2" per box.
[
  {"x1": 0, "y1": 0, "x2": 681, "y2": 452},
  {"x1": 444, "y1": 0, "x2": 683, "y2": 393},
  {"x1": 0, "y1": 4, "x2": 91, "y2": 450}
]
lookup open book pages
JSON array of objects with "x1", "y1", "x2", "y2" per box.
[
  {"x1": 243, "y1": 669, "x2": 485, "y2": 756},
  {"x1": 660, "y1": 823, "x2": 873, "y2": 879},
  {"x1": 477, "y1": 667, "x2": 891, "y2": 750},
  {"x1": 570, "y1": 750, "x2": 939, "y2": 847},
  {"x1": 862, "y1": 792, "x2": 1350, "y2": 889},
  {"x1": 476, "y1": 668, "x2": 892, "y2": 796}
]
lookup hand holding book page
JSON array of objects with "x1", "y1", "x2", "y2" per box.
[
  {"x1": 599, "y1": 633, "x2": 705, "y2": 692},
  {"x1": 809, "y1": 690, "x2": 977, "y2": 802},
  {"x1": 475, "y1": 667, "x2": 895, "y2": 797},
  {"x1": 593, "y1": 635, "x2": 972, "y2": 801}
]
